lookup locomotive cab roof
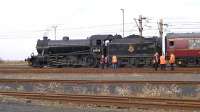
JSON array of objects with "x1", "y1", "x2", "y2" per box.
[{"x1": 89, "y1": 34, "x2": 121, "y2": 41}]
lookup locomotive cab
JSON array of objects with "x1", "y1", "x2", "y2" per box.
[{"x1": 89, "y1": 35, "x2": 119, "y2": 57}]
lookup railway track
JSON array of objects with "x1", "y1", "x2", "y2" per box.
[
  {"x1": 1, "y1": 67, "x2": 200, "y2": 74},
  {"x1": 0, "y1": 79, "x2": 199, "y2": 84},
  {"x1": 0, "y1": 91, "x2": 200, "y2": 109},
  {"x1": 0, "y1": 79, "x2": 199, "y2": 109}
]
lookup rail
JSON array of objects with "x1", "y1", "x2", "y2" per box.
[{"x1": 0, "y1": 79, "x2": 199, "y2": 84}]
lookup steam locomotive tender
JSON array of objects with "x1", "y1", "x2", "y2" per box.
[
  {"x1": 26, "y1": 34, "x2": 162, "y2": 67},
  {"x1": 107, "y1": 35, "x2": 162, "y2": 67}
]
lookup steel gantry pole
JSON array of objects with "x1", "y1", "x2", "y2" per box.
[
  {"x1": 158, "y1": 19, "x2": 168, "y2": 56},
  {"x1": 120, "y1": 9, "x2": 124, "y2": 38},
  {"x1": 52, "y1": 25, "x2": 58, "y2": 40}
]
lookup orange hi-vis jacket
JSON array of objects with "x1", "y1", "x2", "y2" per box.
[
  {"x1": 112, "y1": 55, "x2": 117, "y2": 64},
  {"x1": 160, "y1": 55, "x2": 166, "y2": 64},
  {"x1": 169, "y1": 54, "x2": 175, "y2": 64}
]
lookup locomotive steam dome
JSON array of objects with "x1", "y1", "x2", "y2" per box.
[{"x1": 63, "y1": 36, "x2": 69, "y2": 41}]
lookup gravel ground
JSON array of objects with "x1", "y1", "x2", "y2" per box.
[
  {"x1": 1, "y1": 67, "x2": 200, "y2": 74},
  {"x1": 0, "y1": 102, "x2": 128, "y2": 112},
  {"x1": 1, "y1": 102, "x2": 199, "y2": 112},
  {"x1": 1, "y1": 64, "x2": 200, "y2": 81},
  {"x1": 0, "y1": 73, "x2": 200, "y2": 81}
]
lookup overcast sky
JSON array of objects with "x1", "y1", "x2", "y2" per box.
[{"x1": 0, "y1": 0, "x2": 200, "y2": 60}]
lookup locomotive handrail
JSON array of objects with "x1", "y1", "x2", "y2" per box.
[
  {"x1": 108, "y1": 42, "x2": 154, "y2": 45},
  {"x1": 47, "y1": 50, "x2": 91, "y2": 56}
]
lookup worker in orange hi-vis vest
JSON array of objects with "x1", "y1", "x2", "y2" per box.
[
  {"x1": 169, "y1": 53, "x2": 175, "y2": 71},
  {"x1": 160, "y1": 55, "x2": 166, "y2": 70},
  {"x1": 112, "y1": 55, "x2": 117, "y2": 69}
]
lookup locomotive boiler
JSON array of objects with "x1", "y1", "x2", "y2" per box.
[{"x1": 26, "y1": 35, "x2": 118, "y2": 67}]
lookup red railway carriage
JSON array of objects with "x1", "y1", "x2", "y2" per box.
[{"x1": 166, "y1": 33, "x2": 200, "y2": 66}]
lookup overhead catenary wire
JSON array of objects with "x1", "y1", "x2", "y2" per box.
[{"x1": 1, "y1": 19, "x2": 200, "y2": 39}]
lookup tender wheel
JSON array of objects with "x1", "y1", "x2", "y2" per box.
[{"x1": 135, "y1": 58, "x2": 144, "y2": 67}]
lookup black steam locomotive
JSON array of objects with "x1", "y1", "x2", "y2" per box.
[{"x1": 26, "y1": 34, "x2": 162, "y2": 67}]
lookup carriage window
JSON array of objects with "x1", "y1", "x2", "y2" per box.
[
  {"x1": 169, "y1": 41, "x2": 174, "y2": 47},
  {"x1": 96, "y1": 40, "x2": 101, "y2": 46},
  {"x1": 189, "y1": 39, "x2": 200, "y2": 49}
]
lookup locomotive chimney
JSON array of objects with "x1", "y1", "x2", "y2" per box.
[{"x1": 43, "y1": 36, "x2": 48, "y2": 41}]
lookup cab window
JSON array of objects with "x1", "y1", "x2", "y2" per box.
[{"x1": 96, "y1": 40, "x2": 101, "y2": 46}]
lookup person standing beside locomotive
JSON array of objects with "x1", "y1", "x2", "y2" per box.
[
  {"x1": 100, "y1": 55, "x2": 105, "y2": 69},
  {"x1": 160, "y1": 55, "x2": 166, "y2": 70},
  {"x1": 104, "y1": 56, "x2": 108, "y2": 68},
  {"x1": 153, "y1": 52, "x2": 159, "y2": 71},
  {"x1": 169, "y1": 53, "x2": 175, "y2": 71},
  {"x1": 112, "y1": 55, "x2": 118, "y2": 69}
]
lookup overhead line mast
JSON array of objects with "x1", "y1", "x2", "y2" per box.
[
  {"x1": 134, "y1": 15, "x2": 147, "y2": 37},
  {"x1": 158, "y1": 19, "x2": 168, "y2": 56},
  {"x1": 120, "y1": 9, "x2": 125, "y2": 38},
  {"x1": 158, "y1": 19, "x2": 168, "y2": 38},
  {"x1": 52, "y1": 25, "x2": 58, "y2": 40}
]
